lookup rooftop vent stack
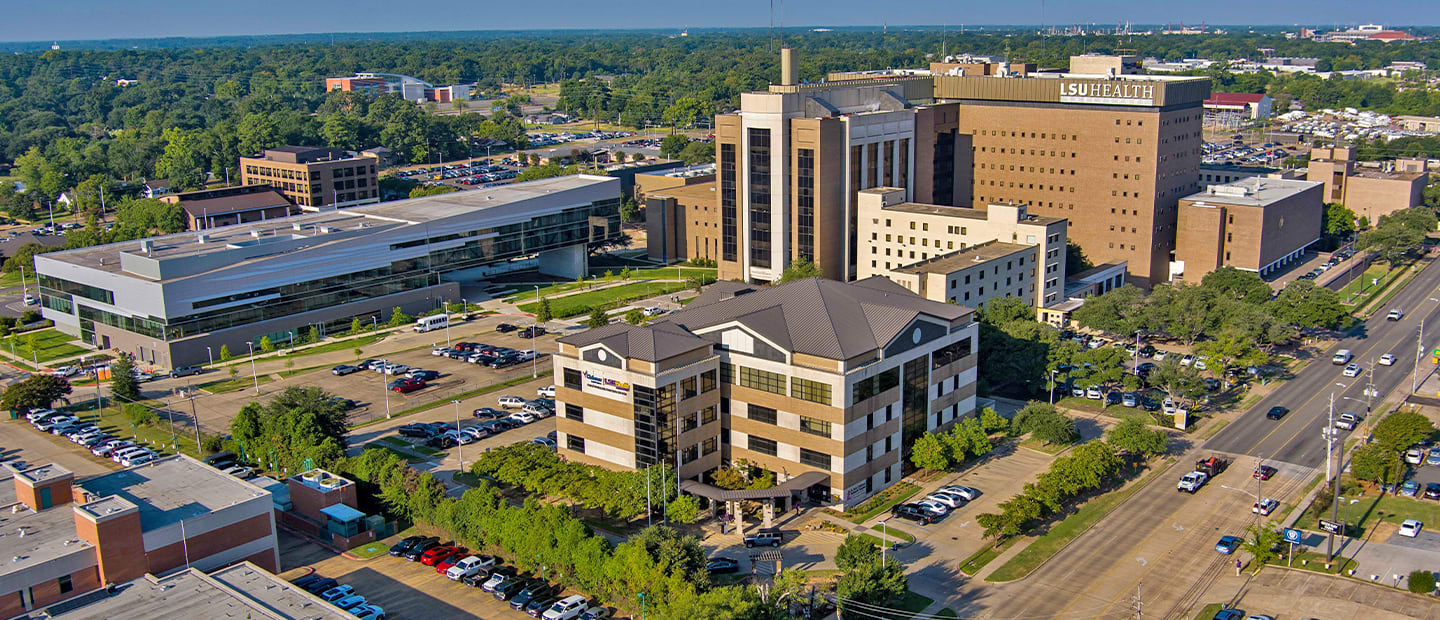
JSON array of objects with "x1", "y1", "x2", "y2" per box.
[
  {"x1": 140, "y1": 239, "x2": 153, "y2": 254},
  {"x1": 292, "y1": 223, "x2": 303, "y2": 231},
  {"x1": 250, "y1": 230, "x2": 263, "y2": 239},
  {"x1": 781, "y1": 48, "x2": 798, "y2": 86},
  {"x1": 196, "y1": 234, "x2": 208, "y2": 244}
]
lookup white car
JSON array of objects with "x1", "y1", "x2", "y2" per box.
[
  {"x1": 1151, "y1": 350, "x2": 1168, "y2": 361},
  {"x1": 122, "y1": 451, "x2": 156, "y2": 467},
  {"x1": 446, "y1": 555, "x2": 495, "y2": 580},
  {"x1": 497, "y1": 395, "x2": 527, "y2": 408},
  {"x1": 1342, "y1": 363, "x2": 1362, "y2": 377},
  {"x1": 1388, "y1": 309, "x2": 1405, "y2": 321},
  {"x1": 914, "y1": 499, "x2": 950, "y2": 515},
  {"x1": 1379, "y1": 353, "x2": 1397, "y2": 366},
  {"x1": 1399, "y1": 519, "x2": 1423, "y2": 538},
  {"x1": 1405, "y1": 449, "x2": 1424, "y2": 465},
  {"x1": 516, "y1": 349, "x2": 538, "y2": 362},
  {"x1": 1193, "y1": 359, "x2": 1207, "y2": 371},
  {"x1": 643, "y1": 306, "x2": 667, "y2": 317},
  {"x1": 1335, "y1": 413, "x2": 1359, "y2": 431},
  {"x1": 543, "y1": 595, "x2": 590, "y2": 620},
  {"x1": 223, "y1": 465, "x2": 255, "y2": 479},
  {"x1": 537, "y1": 385, "x2": 556, "y2": 398},
  {"x1": 1252, "y1": 498, "x2": 1279, "y2": 516},
  {"x1": 509, "y1": 411, "x2": 538, "y2": 425},
  {"x1": 383, "y1": 364, "x2": 410, "y2": 376},
  {"x1": 939, "y1": 485, "x2": 980, "y2": 501},
  {"x1": 924, "y1": 494, "x2": 963, "y2": 509},
  {"x1": 1180, "y1": 355, "x2": 1195, "y2": 367}
]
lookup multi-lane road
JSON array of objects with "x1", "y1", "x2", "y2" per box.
[{"x1": 1209, "y1": 256, "x2": 1440, "y2": 467}]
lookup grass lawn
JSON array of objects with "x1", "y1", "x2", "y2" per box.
[
  {"x1": 987, "y1": 458, "x2": 1174, "y2": 582},
  {"x1": 1264, "y1": 549, "x2": 1357, "y2": 575},
  {"x1": 1193, "y1": 603, "x2": 1224, "y2": 620},
  {"x1": 65, "y1": 398, "x2": 205, "y2": 459},
  {"x1": 1019, "y1": 437, "x2": 1074, "y2": 455},
  {"x1": 505, "y1": 280, "x2": 594, "y2": 303},
  {"x1": 517, "y1": 281, "x2": 691, "y2": 318},
  {"x1": 197, "y1": 374, "x2": 275, "y2": 394},
  {"x1": 349, "y1": 541, "x2": 390, "y2": 559},
  {"x1": 356, "y1": 370, "x2": 553, "y2": 424},
  {"x1": 377, "y1": 436, "x2": 442, "y2": 457},
  {"x1": 1336, "y1": 265, "x2": 1391, "y2": 303},
  {"x1": 2, "y1": 329, "x2": 88, "y2": 363},
  {"x1": 958, "y1": 536, "x2": 1020, "y2": 576},
  {"x1": 280, "y1": 333, "x2": 388, "y2": 359},
  {"x1": 363, "y1": 444, "x2": 427, "y2": 464},
  {"x1": 0, "y1": 270, "x2": 26, "y2": 288},
  {"x1": 452, "y1": 471, "x2": 487, "y2": 487},
  {"x1": 1334, "y1": 491, "x2": 1440, "y2": 538},
  {"x1": 872, "y1": 522, "x2": 916, "y2": 543},
  {"x1": 827, "y1": 482, "x2": 921, "y2": 524}
]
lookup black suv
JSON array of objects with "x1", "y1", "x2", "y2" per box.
[
  {"x1": 404, "y1": 538, "x2": 442, "y2": 561},
  {"x1": 496, "y1": 323, "x2": 518, "y2": 333},
  {"x1": 1265, "y1": 406, "x2": 1288, "y2": 420},
  {"x1": 398, "y1": 424, "x2": 437, "y2": 439},
  {"x1": 388, "y1": 535, "x2": 432, "y2": 557},
  {"x1": 890, "y1": 503, "x2": 936, "y2": 525}
]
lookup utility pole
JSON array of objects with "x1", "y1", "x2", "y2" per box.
[
  {"x1": 1325, "y1": 391, "x2": 1340, "y2": 562},
  {"x1": 1366, "y1": 357, "x2": 1375, "y2": 417},
  {"x1": 645, "y1": 465, "x2": 652, "y2": 527},
  {"x1": 1128, "y1": 581, "x2": 1142, "y2": 619},
  {"x1": 1414, "y1": 318, "x2": 1425, "y2": 394}
]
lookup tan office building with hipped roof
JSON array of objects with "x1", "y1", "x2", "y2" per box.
[{"x1": 552, "y1": 277, "x2": 978, "y2": 509}]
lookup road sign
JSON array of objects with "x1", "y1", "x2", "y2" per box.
[
  {"x1": 1284, "y1": 528, "x2": 1303, "y2": 543},
  {"x1": 1318, "y1": 519, "x2": 1343, "y2": 534}
]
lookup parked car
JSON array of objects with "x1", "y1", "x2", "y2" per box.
[
  {"x1": 353, "y1": 605, "x2": 386, "y2": 620},
  {"x1": 1252, "y1": 498, "x2": 1279, "y2": 516},
  {"x1": 496, "y1": 323, "x2": 519, "y2": 333},
  {"x1": 121, "y1": 451, "x2": 156, "y2": 467},
  {"x1": 1121, "y1": 392, "x2": 1139, "y2": 407},
  {"x1": 509, "y1": 411, "x2": 538, "y2": 425},
  {"x1": 527, "y1": 597, "x2": 561, "y2": 617},
  {"x1": 580, "y1": 608, "x2": 612, "y2": 620},
  {"x1": 532, "y1": 437, "x2": 557, "y2": 448},
  {"x1": 890, "y1": 503, "x2": 935, "y2": 525},
  {"x1": 939, "y1": 485, "x2": 980, "y2": 501},
  {"x1": 319, "y1": 584, "x2": 355, "y2": 602},
  {"x1": 1335, "y1": 413, "x2": 1359, "y2": 431},
  {"x1": 1428, "y1": 448, "x2": 1440, "y2": 466},
  {"x1": 1424, "y1": 483, "x2": 1440, "y2": 500},
  {"x1": 331, "y1": 365, "x2": 361, "y2": 376},
  {"x1": 706, "y1": 557, "x2": 741, "y2": 574},
  {"x1": 223, "y1": 466, "x2": 255, "y2": 479},
  {"x1": 521, "y1": 402, "x2": 550, "y2": 417},
  {"x1": 170, "y1": 365, "x2": 204, "y2": 377},
  {"x1": 389, "y1": 536, "x2": 434, "y2": 557},
  {"x1": 1085, "y1": 386, "x2": 1103, "y2": 400},
  {"x1": 420, "y1": 545, "x2": 461, "y2": 566},
  {"x1": 1406, "y1": 449, "x2": 1424, "y2": 465},
  {"x1": 447, "y1": 555, "x2": 496, "y2": 580},
  {"x1": 333, "y1": 594, "x2": 367, "y2": 611},
  {"x1": 407, "y1": 369, "x2": 441, "y2": 381},
  {"x1": 743, "y1": 531, "x2": 783, "y2": 548},
  {"x1": 493, "y1": 578, "x2": 528, "y2": 600},
  {"x1": 498, "y1": 395, "x2": 527, "y2": 408},
  {"x1": 1253, "y1": 465, "x2": 1277, "y2": 480},
  {"x1": 543, "y1": 595, "x2": 591, "y2": 620},
  {"x1": 925, "y1": 493, "x2": 963, "y2": 509},
  {"x1": 398, "y1": 424, "x2": 437, "y2": 438},
  {"x1": 520, "y1": 326, "x2": 546, "y2": 339},
  {"x1": 1400, "y1": 480, "x2": 1421, "y2": 497},
  {"x1": 389, "y1": 378, "x2": 426, "y2": 393},
  {"x1": 301, "y1": 577, "x2": 337, "y2": 594},
  {"x1": 473, "y1": 407, "x2": 507, "y2": 419},
  {"x1": 482, "y1": 572, "x2": 514, "y2": 592},
  {"x1": 1399, "y1": 519, "x2": 1424, "y2": 537},
  {"x1": 1214, "y1": 535, "x2": 1242, "y2": 554},
  {"x1": 405, "y1": 538, "x2": 442, "y2": 561},
  {"x1": 536, "y1": 385, "x2": 556, "y2": 398}
]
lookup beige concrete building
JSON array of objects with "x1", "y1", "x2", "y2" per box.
[
  {"x1": 887, "y1": 241, "x2": 1040, "y2": 309},
  {"x1": 1397, "y1": 115, "x2": 1440, "y2": 133},
  {"x1": 553, "y1": 277, "x2": 977, "y2": 509},
  {"x1": 1068, "y1": 53, "x2": 1141, "y2": 76},
  {"x1": 855, "y1": 187, "x2": 1068, "y2": 308},
  {"x1": 1174, "y1": 177, "x2": 1323, "y2": 282},
  {"x1": 1306, "y1": 146, "x2": 1427, "y2": 221},
  {"x1": 240, "y1": 146, "x2": 380, "y2": 209}
]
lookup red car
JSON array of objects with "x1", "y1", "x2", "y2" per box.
[
  {"x1": 434, "y1": 548, "x2": 469, "y2": 573},
  {"x1": 390, "y1": 378, "x2": 426, "y2": 393},
  {"x1": 1253, "y1": 465, "x2": 1277, "y2": 480},
  {"x1": 420, "y1": 545, "x2": 460, "y2": 566}
]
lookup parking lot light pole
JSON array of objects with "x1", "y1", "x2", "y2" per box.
[
  {"x1": 382, "y1": 359, "x2": 392, "y2": 418},
  {"x1": 206, "y1": 346, "x2": 213, "y2": 367},
  {"x1": 246, "y1": 342, "x2": 258, "y2": 394},
  {"x1": 452, "y1": 400, "x2": 464, "y2": 471},
  {"x1": 878, "y1": 518, "x2": 891, "y2": 566},
  {"x1": 444, "y1": 301, "x2": 452, "y2": 347},
  {"x1": 1049, "y1": 369, "x2": 1058, "y2": 405}
]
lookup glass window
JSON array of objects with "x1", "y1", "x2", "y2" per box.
[
  {"x1": 932, "y1": 337, "x2": 973, "y2": 369},
  {"x1": 702, "y1": 437, "x2": 718, "y2": 455},
  {"x1": 748, "y1": 128, "x2": 772, "y2": 269},
  {"x1": 567, "y1": 435, "x2": 586, "y2": 453},
  {"x1": 700, "y1": 369, "x2": 717, "y2": 393},
  {"x1": 799, "y1": 448, "x2": 831, "y2": 469},
  {"x1": 750, "y1": 436, "x2": 778, "y2": 456},
  {"x1": 564, "y1": 403, "x2": 584, "y2": 422},
  {"x1": 748, "y1": 405, "x2": 778, "y2": 425},
  {"x1": 799, "y1": 416, "x2": 832, "y2": 438},
  {"x1": 701, "y1": 405, "x2": 717, "y2": 425},
  {"x1": 737, "y1": 365, "x2": 785, "y2": 394},
  {"x1": 851, "y1": 368, "x2": 900, "y2": 403},
  {"x1": 563, "y1": 368, "x2": 582, "y2": 390},
  {"x1": 681, "y1": 376, "x2": 698, "y2": 400},
  {"x1": 791, "y1": 377, "x2": 832, "y2": 405}
]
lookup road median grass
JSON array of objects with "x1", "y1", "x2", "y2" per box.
[
  {"x1": 872, "y1": 522, "x2": 916, "y2": 544},
  {"x1": 986, "y1": 457, "x2": 1174, "y2": 582},
  {"x1": 198, "y1": 374, "x2": 275, "y2": 394}
]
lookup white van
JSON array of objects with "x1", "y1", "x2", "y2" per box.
[
  {"x1": 414, "y1": 314, "x2": 449, "y2": 333},
  {"x1": 1332, "y1": 349, "x2": 1353, "y2": 365}
]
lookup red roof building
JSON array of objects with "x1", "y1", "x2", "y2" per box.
[{"x1": 1203, "y1": 92, "x2": 1273, "y2": 120}]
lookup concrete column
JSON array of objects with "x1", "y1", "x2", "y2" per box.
[
  {"x1": 538, "y1": 244, "x2": 588, "y2": 279},
  {"x1": 731, "y1": 500, "x2": 746, "y2": 539},
  {"x1": 762, "y1": 499, "x2": 775, "y2": 529}
]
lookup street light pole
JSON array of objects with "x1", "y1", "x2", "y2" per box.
[
  {"x1": 1325, "y1": 390, "x2": 1340, "y2": 563},
  {"x1": 206, "y1": 346, "x2": 213, "y2": 367},
  {"x1": 382, "y1": 358, "x2": 392, "y2": 418},
  {"x1": 1049, "y1": 369, "x2": 1058, "y2": 405},
  {"x1": 879, "y1": 518, "x2": 890, "y2": 566},
  {"x1": 246, "y1": 342, "x2": 258, "y2": 394},
  {"x1": 452, "y1": 400, "x2": 464, "y2": 471}
]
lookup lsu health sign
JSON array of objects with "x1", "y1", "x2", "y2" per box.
[
  {"x1": 584, "y1": 371, "x2": 632, "y2": 400},
  {"x1": 1059, "y1": 81, "x2": 1157, "y2": 106}
]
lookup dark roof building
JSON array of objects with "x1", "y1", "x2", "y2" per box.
[{"x1": 157, "y1": 185, "x2": 298, "y2": 231}]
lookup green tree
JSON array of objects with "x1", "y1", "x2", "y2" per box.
[
  {"x1": 659, "y1": 134, "x2": 691, "y2": 159},
  {"x1": 1065, "y1": 240, "x2": 1094, "y2": 277},
  {"x1": 219, "y1": 344, "x2": 232, "y2": 362},
  {"x1": 668, "y1": 494, "x2": 701, "y2": 524},
  {"x1": 308, "y1": 326, "x2": 320, "y2": 344},
  {"x1": 620, "y1": 196, "x2": 639, "y2": 223},
  {"x1": 1200, "y1": 267, "x2": 1272, "y2": 305},
  {"x1": 1270, "y1": 280, "x2": 1347, "y2": 330},
  {"x1": 587, "y1": 306, "x2": 609, "y2": 329},
  {"x1": 979, "y1": 407, "x2": 1010, "y2": 434},
  {"x1": 909, "y1": 432, "x2": 951, "y2": 471},
  {"x1": 1407, "y1": 569, "x2": 1436, "y2": 594},
  {"x1": 1146, "y1": 358, "x2": 1206, "y2": 408},
  {"x1": 1323, "y1": 202, "x2": 1358, "y2": 237},
  {"x1": 835, "y1": 534, "x2": 881, "y2": 572},
  {"x1": 228, "y1": 386, "x2": 349, "y2": 472},
  {"x1": 1370, "y1": 411, "x2": 1435, "y2": 453},
  {"x1": 259, "y1": 336, "x2": 275, "y2": 353},
  {"x1": 0, "y1": 373, "x2": 71, "y2": 415},
  {"x1": 536, "y1": 297, "x2": 553, "y2": 323},
  {"x1": 1239, "y1": 522, "x2": 1283, "y2": 570},
  {"x1": 1195, "y1": 332, "x2": 1268, "y2": 386},
  {"x1": 388, "y1": 306, "x2": 413, "y2": 327},
  {"x1": 680, "y1": 141, "x2": 715, "y2": 165},
  {"x1": 1072, "y1": 284, "x2": 1146, "y2": 334},
  {"x1": 836, "y1": 558, "x2": 907, "y2": 610},
  {"x1": 1107, "y1": 416, "x2": 1168, "y2": 456},
  {"x1": 778, "y1": 257, "x2": 823, "y2": 282},
  {"x1": 1010, "y1": 401, "x2": 1058, "y2": 436},
  {"x1": 956, "y1": 417, "x2": 994, "y2": 457},
  {"x1": 1028, "y1": 410, "x2": 1079, "y2": 446},
  {"x1": 625, "y1": 308, "x2": 647, "y2": 325},
  {"x1": 350, "y1": 317, "x2": 363, "y2": 335},
  {"x1": 110, "y1": 353, "x2": 142, "y2": 402},
  {"x1": 1350, "y1": 442, "x2": 1405, "y2": 484}
]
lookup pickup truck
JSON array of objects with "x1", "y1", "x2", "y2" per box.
[
  {"x1": 1178, "y1": 471, "x2": 1209, "y2": 493},
  {"x1": 1335, "y1": 413, "x2": 1359, "y2": 430}
]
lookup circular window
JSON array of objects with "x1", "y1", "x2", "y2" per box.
[
  {"x1": 912, "y1": 327, "x2": 923, "y2": 344},
  {"x1": 596, "y1": 349, "x2": 608, "y2": 361}
]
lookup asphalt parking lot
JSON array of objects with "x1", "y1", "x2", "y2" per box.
[
  {"x1": 279, "y1": 531, "x2": 592, "y2": 620},
  {"x1": 0, "y1": 419, "x2": 121, "y2": 476}
]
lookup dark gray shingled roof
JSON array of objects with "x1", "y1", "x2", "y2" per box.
[
  {"x1": 557, "y1": 321, "x2": 711, "y2": 362},
  {"x1": 658, "y1": 276, "x2": 972, "y2": 360}
]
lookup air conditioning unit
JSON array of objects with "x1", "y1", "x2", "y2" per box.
[
  {"x1": 300, "y1": 471, "x2": 322, "y2": 483},
  {"x1": 318, "y1": 477, "x2": 344, "y2": 490}
]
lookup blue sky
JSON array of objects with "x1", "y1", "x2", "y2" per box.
[{"x1": 5, "y1": 0, "x2": 1437, "y2": 42}]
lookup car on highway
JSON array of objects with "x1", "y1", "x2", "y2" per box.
[
  {"x1": 1342, "y1": 363, "x2": 1362, "y2": 378},
  {"x1": 1387, "y1": 309, "x2": 1405, "y2": 321},
  {"x1": 1215, "y1": 535, "x2": 1242, "y2": 554},
  {"x1": 1253, "y1": 465, "x2": 1276, "y2": 480},
  {"x1": 1332, "y1": 349, "x2": 1353, "y2": 365},
  {"x1": 1379, "y1": 354, "x2": 1397, "y2": 366},
  {"x1": 1399, "y1": 519, "x2": 1424, "y2": 537},
  {"x1": 1178, "y1": 471, "x2": 1208, "y2": 493},
  {"x1": 1265, "y1": 406, "x2": 1288, "y2": 420},
  {"x1": 1335, "y1": 413, "x2": 1360, "y2": 431},
  {"x1": 1252, "y1": 498, "x2": 1279, "y2": 516}
]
